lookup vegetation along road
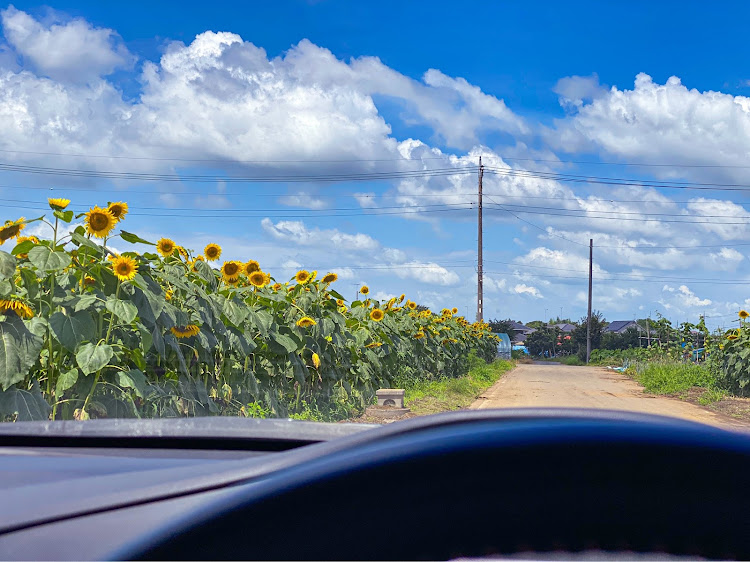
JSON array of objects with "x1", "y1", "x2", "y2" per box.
[{"x1": 471, "y1": 362, "x2": 750, "y2": 433}]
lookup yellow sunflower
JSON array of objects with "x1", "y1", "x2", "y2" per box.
[
  {"x1": 243, "y1": 260, "x2": 260, "y2": 275},
  {"x1": 170, "y1": 325, "x2": 200, "y2": 338},
  {"x1": 0, "y1": 298, "x2": 34, "y2": 319},
  {"x1": 740, "y1": 310, "x2": 749, "y2": 319},
  {"x1": 295, "y1": 270, "x2": 311, "y2": 284},
  {"x1": 0, "y1": 217, "x2": 26, "y2": 244},
  {"x1": 336, "y1": 298, "x2": 344, "y2": 306},
  {"x1": 360, "y1": 285, "x2": 369, "y2": 295},
  {"x1": 249, "y1": 270, "x2": 268, "y2": 288},
  {"x1": 322, "y1": 272, "x2": 338, "y2": 284},
  {"x1": 107, "y1": 201, "x2": 128, "y2": 221},
  {"x1": 165, "y1": 289, "x2": 173, "y2": 301},
  {"x1": 48, "y1": 198, "x2": 70, "y2": 210},
  {"x1": 370, "y1": 308, "x2": 384, "y2": 322},
  {"x1": 407, "y1": 301, "x2": 417, "y2": 310},
  {"x1": 204, "y1": 243, "x2": 222, "y2": 261},
  {"x1": 297, "y1": 316, "x2": 317, "y2": 328},
  {"x1": 14, "y1": 235, "x2": 39, "y2": 258},
  {"x1": 365, "y1": 342, "x2": 382, "y2": 348},
  {"x1": 339, "y1": 305, "x2": 348, "y2": 313},
  {"x1": 111, "y1": 256, "x2": 138, "y2": 282},
  {"x1": 272, "y1": 283, "x2": 282, "y2": 291},
  {"x1": 156, "y1": 238, "x2": 176, "y2": 257},
  {"x1": 312, "y1": 352, "x2": 321, "y2": 369},
  {"x1": 83, "y1": 276, "x2": 96, "y2": 286},
  {"x1": 85, "y1": 206, "x2": 116, "y2": 238},
  {"x1": 414, "y1": 331, "x2": 425, "y2": 339},
  {"x1": 221, "y1": 261, "x2": 243, "y2": 282},
  {"x1": 399, "y1": 294, "x2": 405, "y2": 303},
  {"x1": 452, "y1": 307, "x2": 458, "y2": 314},
  {"x1": 176, "y1": 246, "x2": 189, "y2": 261}
]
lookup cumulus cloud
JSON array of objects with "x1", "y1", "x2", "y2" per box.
[
  {"x1": 392, "y1": 261, "x2": 460, "y2": 286},
  {"x1": 1, "y1": 6, "x2": 134, "y2": 83},
  {"x1": 553, "y1": 73, "x2": 606, "y2": 110},
  {"x1": 261, "y1": 218, "x2": 379, "y2": 251},
  {"x1": 513, "y1": 283, "x2": 543, "y2": 298}
]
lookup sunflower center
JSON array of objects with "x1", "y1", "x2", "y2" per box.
[
  {"x1": 117, "y1": 263, "x2": 129, "y2": 274},
  {"x1": 90, "y1": 213, "x2": 110, "y2": 230},
  {"x1": 225, "y1": 264, "x2": 240, "y2": 276}
]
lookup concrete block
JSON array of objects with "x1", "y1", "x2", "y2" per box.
[{"x1": 376, "y1": 388, "x2": 405, "y2": 408}]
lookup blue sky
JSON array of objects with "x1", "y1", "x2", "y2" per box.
[{"x1": 2, "y1": 1, "x2": 750, "y2": 330}]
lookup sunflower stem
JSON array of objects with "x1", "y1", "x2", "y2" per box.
[{"x1": 82, "y1": 282, "x2": 120, "y2": 414}]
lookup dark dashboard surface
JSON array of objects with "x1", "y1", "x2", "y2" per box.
[{"x1": 0, "y1": 410, "x2": 748, "y2": 560}]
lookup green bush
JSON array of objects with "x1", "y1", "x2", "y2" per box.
[{"x1": 630, "y1": 361, "x2": 716, "y2": 395}]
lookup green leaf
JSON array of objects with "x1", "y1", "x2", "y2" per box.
[
  {"x1": 194, "y1": 260, "x2": 217, "y2": 289},
  {"x1": 53, "y1": 210, "x2": 75, "y2": 223},
  {"x1": 19, "y1": 268, "x2": 39, "y2": 300},
  {"x1": 0, "y1": 314, "x2": 44, "y2": 390},
  {"x1": 132, "y1": 286, "x2": 164, "y2": 327},
  {"x1": 74, "y1": 294, "x2": 99, "y2": 312},
  {"x1": 0, "y1": 381, "x2": 50, "y2": 421},
  {"x1": 0, "y1": 251, "x2": 15, "y2": 281},
  {"x1": 10, "y1": 240, "x2": 35, "y2": 257},
  {"x1": 120, "y1": 230, "x2": 155, "y2": 245},
  {"x1": 76, "y1": 342, "x2": 114, "y2": 375},
  {"x1": 106, "y1": 296, "x2": 138, "y2": 324},
  {"x1": 0, "y1": 279, "x2": 11, "y2": 298},
  {"x1": 56, "y1": 368, "x2": 79, "y2": 396},
  {"x1": 223, "y1": 298, "x2": 248, "y2": 326},
  {"x1": 117, "y1": 368, "x2": 147, "y2": 398},
  {"x1": 49, "y1": 311, "x2": 96, "y2": 352},
  {"x1": 268, "y1": 332, "x2": 299, "y2": 354},
  {"x1": 27, "y1": 246, "x2": 71, "y2": 272}
]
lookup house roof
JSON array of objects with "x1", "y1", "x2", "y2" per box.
[
  {"x1": 554, "y1": 323, "x2": 576, "y2": 332},
  {"x1": 605, "y1": 320, "x2": 640, "y2": 333},
  {"x1": 509, "y1": 321, "x2": 534, "y2": 332}
]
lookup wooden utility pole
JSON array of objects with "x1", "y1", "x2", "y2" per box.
[
  {"x1": 477, "y1": 156, "x2": 484, "y2": 322},
  {"x1": 586, "y1": 238, "x2": 593, "y2": 364}
]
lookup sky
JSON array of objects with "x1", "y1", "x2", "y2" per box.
[{"x1": 2, "y1": 1, "x2": 750, "y2": 330}]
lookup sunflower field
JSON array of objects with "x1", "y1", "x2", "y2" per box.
[{"x1": 0, "y1": 200, "x2": 499, "y2": 421}]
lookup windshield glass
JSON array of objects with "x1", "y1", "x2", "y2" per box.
[{"x1": 0, "y1": 1, "x2": 749, "y2": 430}]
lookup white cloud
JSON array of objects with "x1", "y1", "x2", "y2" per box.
[
  {"x1": 278, "y1": 192, "x2": 328, "y2": 210},
  {"x1": 393, "y1": 261, "x2": 460, "y2": 286},
  {"x1": 261, "y1": 218, "x2": 379, "y2": 251},
  {"x1": 553, "y1": 73, "x2": 606, "y2": 110},
  {"x1": 1, "y1": 6, "x2": 134, "y2": 82},
  {"x1": 513, "y1": 283, "x2": 543, "y2": 298}
]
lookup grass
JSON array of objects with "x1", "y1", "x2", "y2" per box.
[
  {"x1": 629, "y1": 360, "x2": 723, "y2": 403},
  {"x1": 403, "y1": 359, "x2": 515, "y2": 415},
  {"x1": 560, "y1": 356, "x2": 584, "y2": 366}
]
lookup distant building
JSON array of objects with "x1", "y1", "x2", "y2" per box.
[
  {"x1": 604, "y1": 320, "x2": 642, "y2": 334},
  {"x1": 554, "y1": 323, "x2": 576, "y2": 333},
  {"x1": 508, "y1": 321, "x2": 536, "y2": 344}
]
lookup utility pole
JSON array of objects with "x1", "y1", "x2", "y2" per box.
[
  {"x1": 647, "y1": 310, "x2": 651, "y2": 347},
  {"x1": 477, "y1": 156, "x2": 484, "y2": 322},
  {"x1": 586, "y1": 239, "x2": 593, "y2": 364}
]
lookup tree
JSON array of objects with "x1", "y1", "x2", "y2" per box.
[
  {"x1": 487, "y1": 318, "x2": 515, "y2": 335},
  {"x1": 526, "y1": 325, "x2": 561, "y2": 356},
  {"x1": 526, "y1": 320, "x2": 546, "y2": 329},
  {"x1": 571, "y1": 311, "x2": 606, "y2": 360}
]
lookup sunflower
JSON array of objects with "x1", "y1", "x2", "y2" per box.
[
  {"x1": 336, "y1": 298, "x2": 344, "y2": 306},
  {"x1": 48, "y1": 198, "x2": 70, "y2": 210},
  {"x1": 243, "y1": 260, "x2": 260, "y2": 276},
  {"x1": 111, "y1": 256, "x2": 138, "y2": 282},
  {"x1": 176, "y1": 246, "x2": 189, "y2": 261},
  {"x1": 249, "y1": 270, "x2": 268, "y2": 288},
  {"x1": 295, "y1": 270, "x2": 311, "y2": 284},
  {"x1": 312, "y1": 352, "x2": 321, "y2": 369},
  {"x1": 338, "y1": 305, "x2": 348, "y2": 313},
  {"x1": 107, "y1": 201, "x2": 128, "y2": 221},
  {"x1": 365, "y1": 342, "x2": 382, "y2": 348},
  {"x1": 221, "y1": 261, "x2": 243, "y2": 282},
  {"x1": 85, "y1": 206, "x2": 116, "y2": 238},
  {"x1": 0, "y1": 298, "x2": 34, "y2": 319},
  {"x1": 156, "y1": 238, "x2": 176, "y2": 257},
  {"x1": 399, "y1": 294, "x2": 405, "y2": 303},
  {"x1": 204, "y1": 243, "x2": 222, "y2": 261},
  {"x1": 451, "y1": 307, "x2": 458, "y2": 314},
  {"x1": 385, "y1": 297, "x2": 396, "y2": 310},
  {"x1": 272, "y1": 283, "x2": 282, "y2": 291},
  {"x1": 165, "y1": 289, "x2": 173, "y2": 301},
  {"x1": 407, "y1": 301, "x2": 417, "y2": 310},
  {"x1": 359, "y1": 285, "x2": 369, "y2": 295},
  {"x1": 370, "y1": 308, "x2": 384, "y2": 322},
  {"x1": 297, "y1": 316, "x2": 317, "y2": 328},
  {"x1": 740, "y1": 310, "x2": 749, "y2": 319},
  {"x1": 322, "y1": 272, "x2": 338, "y2": 284},
  {"x1": 414, "y1": 331, "x2": 425, "y2": 339},
  {"x1": 83, "y1": 276, "x2": 96, "y2": 286},
  {"x1": 0, "y1": 217, "x2": 26, "y2": 244},
  {"x1": 170, "y1": 325, "x2": 200, "y2": 338}
]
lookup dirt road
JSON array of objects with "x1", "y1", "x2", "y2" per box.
[{"x1": 471, "y1": 362, "x2": 749, "y2": 432}]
